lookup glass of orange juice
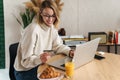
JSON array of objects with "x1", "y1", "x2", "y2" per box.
[{"x1": 65, "y1": 58, "x2": 74, "y2": 78}]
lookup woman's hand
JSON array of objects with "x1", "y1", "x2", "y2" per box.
[
  {"x1": 40, "y1": 52, "x2": 51, "y2": 63},
  {"x1": 69, "y1": 50, "x2": 74, "y2": 58}
]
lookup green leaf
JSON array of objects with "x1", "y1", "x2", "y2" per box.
[
  {"x1": 17, "y1": 8, "x2": 35, "y2": 29},
  {"x1": 21, "y1": 13, "x2": 28, "y2": 28}
]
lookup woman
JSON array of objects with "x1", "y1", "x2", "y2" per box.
[{"x1": 14, "y1": 0, "x2": 74, "y2": 80}]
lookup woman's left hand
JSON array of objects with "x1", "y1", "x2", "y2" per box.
[{"x1": 69, "y1": 50, "x2": 74, "y2": 58}]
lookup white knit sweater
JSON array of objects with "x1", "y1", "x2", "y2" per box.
[{"x1": 14, "y1": 22, "x2": 70, "y2": 71}]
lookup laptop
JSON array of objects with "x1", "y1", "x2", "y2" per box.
[{"x1": 47, "y1": 38, "x2": 101, "y2": 70}]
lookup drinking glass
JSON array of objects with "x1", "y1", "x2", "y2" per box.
[{"x1": 65, "y1": 57, "x2": 74, "y2": 79}]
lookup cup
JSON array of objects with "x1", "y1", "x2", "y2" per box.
[{"x1": 65, "y1": 57, "x2": 74, "y2": 78}]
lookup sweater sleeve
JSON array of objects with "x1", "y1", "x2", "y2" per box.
[
  {"x1": 20, "y1": 25, "x2": 41, "y2": 69},
  {"x1": 52, "y1": 29, "x2": 71, "y2": 56}
]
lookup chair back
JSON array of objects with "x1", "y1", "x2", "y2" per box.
[{"x1": 9, "y1": 43, "x2": 19, "y2": 80}]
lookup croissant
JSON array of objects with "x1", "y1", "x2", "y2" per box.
[{"x1": 40, "y1": 66, "x2": 61, "y2": 79}]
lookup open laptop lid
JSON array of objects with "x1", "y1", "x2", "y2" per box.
[
  {"x1": 47, "y1": 38, "x2": 100, "y2": 70},
  {"x1": 73, "y1": 38, "x2": 101, "y2": 69}
]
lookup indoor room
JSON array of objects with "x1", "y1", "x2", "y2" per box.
[{"x1": 0, "y1": 0, "x2": 120, "y2": 80}]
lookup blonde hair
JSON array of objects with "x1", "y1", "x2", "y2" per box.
[
  {"x1": 38, "y1": 0, "x2": 63, "y2": 28},
  {"x1": 24, "y1": 0, "x2": 64, "y2": 28}
]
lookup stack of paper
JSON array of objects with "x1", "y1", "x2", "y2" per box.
[{"x1": 60, "y1": 35, "x2": 86, "y2": 46}]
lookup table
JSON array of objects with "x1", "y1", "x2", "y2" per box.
[
  {"x1": 62, "y1": 38, "x2": 120, "y2": 54},
  {"x1": 99, "y1": 43, "x2": 120, "y2": 54},
  {"x1": 38, "y1": 53, "x2": 120, "y2": 80}
]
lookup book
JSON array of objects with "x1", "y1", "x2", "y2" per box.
[
  {"x1": 115, "y1": 31, "x2": 118, "y2": 44},
  {"x1": 61, "y1": 35, "x2": 85, "y2": 41},
  {"x1": 118, "y1": 32, "x2": 120, "y2": 44},
  {"x1": 60, "y1": 35, "x2": 86, "y2": 46}
]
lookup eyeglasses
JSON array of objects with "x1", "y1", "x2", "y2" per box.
[{"x1": 42, "y1": 14, "x2": 56, "y2": 19}]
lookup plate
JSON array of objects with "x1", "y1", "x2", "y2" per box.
[{"x1": 37, "y1": 73, "x2": 64, "y2": 80}]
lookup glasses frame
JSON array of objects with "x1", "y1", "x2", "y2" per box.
[{"x1": 41, "y1": 14, "x2": 56, "y2": 19}]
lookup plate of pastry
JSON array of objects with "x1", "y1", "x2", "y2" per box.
[{"x1": 37, "y1": 66, "x2": 64, "y2": 80}]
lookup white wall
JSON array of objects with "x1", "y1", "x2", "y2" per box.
[
  {"x1": 4, "y1": 0, "x2": 120, "y2": 68},
  {"x1": 60, "y1": 0, "x2": 79, "y2": 35},
  {"x1": 60, "y1": 0, "x2": 120, "y2": 36},
  {"x1": 78, "y1": 0, "x2": 120, "y2": 36},
  {"x1": 4, "y1": 0, "x2": 29, "y2": 68}
]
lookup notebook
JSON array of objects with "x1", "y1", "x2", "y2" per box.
[{"x1": 47, "y1": 38, "x2": 101, "y2": 70}]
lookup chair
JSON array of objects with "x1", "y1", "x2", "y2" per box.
[
  {"x1": 9, "y1": 43, "x2": 19, "y2": 80},
  {"x1": 58, "y1": 28, "x2": 66, "y2": 36}
]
